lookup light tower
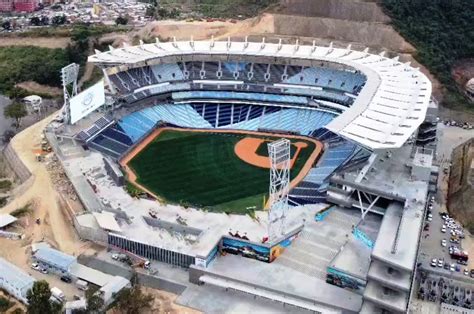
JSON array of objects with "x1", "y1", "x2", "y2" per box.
[
  {"x1": 60, "y1": 63, "x2": 80, "y2": 124},
  {"x1": 267, "y1": 139, "x2": 291, "y2": 241}
]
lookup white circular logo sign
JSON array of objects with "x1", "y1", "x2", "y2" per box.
[{"x1": 82, "y1": 92, "x2": 94, "y2": 107}]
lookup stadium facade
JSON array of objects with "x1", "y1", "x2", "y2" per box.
[{"x1": 46, "y1": 39, "x2": 434, "y2": 313}]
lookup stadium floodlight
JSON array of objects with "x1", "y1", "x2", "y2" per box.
[
  {"x1": 267, "y1": 139, "x2": 291, "y2": 241},
  {"x1": 61, "y1": 63, "x2": 80, "y2": 123}
]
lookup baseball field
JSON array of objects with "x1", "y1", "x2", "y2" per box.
[{"x1": 122, "y1": 128, "x2": 323, "y2": 215}]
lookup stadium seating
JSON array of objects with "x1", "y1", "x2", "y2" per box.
[
  {"x1": 172, "y1": 91, "x2": 309, "y2": 105},
  {"x1": 284, "y1": 67, "x2": 365, "y2": 94},
  {"x1": 289, "y1": 140, "x2": 357, "y2": 204},
  {"x1": 151, "y1": 63, "x2": 184, "y2": 82}
]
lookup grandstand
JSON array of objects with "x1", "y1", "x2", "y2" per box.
[{"x1": 47, "y1": 39, "x2": 434, "y2": 314}]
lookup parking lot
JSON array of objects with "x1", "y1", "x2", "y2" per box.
[
  {"x1": 418, "y1": 194, "x2": 472, "y2": 279},
  {"x1": 27, "y1": 262, "x2": 84, "y2": 301}
]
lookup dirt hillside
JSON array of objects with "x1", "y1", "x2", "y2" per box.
[{"x1": 277, "y1": 0, "x2": 390, "y2": 22}]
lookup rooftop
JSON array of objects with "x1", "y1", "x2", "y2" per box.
[
  {"x1": 329, "y1": 234, "x2": 373, "y2": 280},
  {"x1": 0, "y1": 257, "x2": 35, "y2": 293},
  {"x1": 34, "y1": 247, "x2": 77, "y2": 271},
  {"x1": 372, "y1": 201, "x2": 424, "y2": 272},
  {"x1": 0, "y1": 214, "x2": 17, "y2": 228},
  {"x1": 93, "y1": 211, "x2": 122, "y2": 233},
  {"x1": 88, "y1": 39, "x2": 432, "y2": 150}
]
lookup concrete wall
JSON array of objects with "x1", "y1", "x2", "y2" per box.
[
  {"x1": 447, "y1": 138, "x2": 474, "y2": 231},
  {"x1": 78, "y1": 255, "x2": 187, "y2": 295},
  {"x1": 2, "y1": 142, "x2": 31, "y2": 183}
]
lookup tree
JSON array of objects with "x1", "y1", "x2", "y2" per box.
[
  {"x1": 85, "y1": 286, "x2": 104, "y2": 313},
  {"x1": 115, "y1": 15, "x2": 129, "y2": 25},
  {"x1": 30, "y1": 17, "x2": 40, "y2": 26},
  {"x1": 4, "y1": 101, "x2": 27, "y2": 129},
  {"x1": 145, "y1": 5, "x2": 155, "y2": 18},
  {"x1": 51, "y1": 15, "x2": 67, "y2": 26},
  {"x1": 26, "y1": 280, "x2": 62, "y2": 314},
  {"x1": 1, "y1": 20, "x2": 11, "y2": 30},
  {"x1": 115, "y1": 286, "x2": 154, "y2": 314},
  {"x1": 40, "y1": 16, "x2": 49, "y2": 25}
]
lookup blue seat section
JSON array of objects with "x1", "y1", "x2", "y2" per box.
[
  {"x1": 89, "y1": 134, "x2": 129, "y2": 159},
  {"x1": 151, "y1": 63, "x2": 184, "y2": 82},
  {"x1": 289, "y1": 140, "x2": 357, "y2": 205},
  {"x1": 284, "y1": 67, "x2": 365, "y2": 94},
  {"x1": 117, "y1": 104, "x2": 213, "y2": 142},
  {"x1": 304, "y1": 141, "x2": 356, "y2": 186},
  {"x1": 282, "y1": 87, "x2": 352, "y2": 106},
  {"x1": 101, "y1": 127, "x2": 133, "y2": 146},
  {"x1": 172, "y1": 91, "x2": 308, "y2": 105}
]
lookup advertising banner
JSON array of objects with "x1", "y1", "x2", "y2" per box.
[{"x1": 70, "y1": 80, "x2": 105, "y2": 124}]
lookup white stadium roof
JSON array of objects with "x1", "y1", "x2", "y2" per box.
[{"x1": 88, "y1": 38, "x2": 432, "y2": 150}]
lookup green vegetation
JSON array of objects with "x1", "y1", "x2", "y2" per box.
[
  {"x1": 381, "y1": 0, "x2": 474, "y2": 110},
  {"x1": 0, "y1": 197, "x2": 7, "y2": 208},
  {"x1": 114, "y1": 280, "x2": 154, "y2": 314},
  {"x1": 4, "y1": 101, "x2": 27, "y2": 129},
  {"x1": 11, "y1": 202, "x2": 33, "y2": 218},
  {"x1": 0, "y1": 24, "x2": 129, "y2": 96},
  {"x1": 153, "y1": 0, "x2": 277, "y2": 19},
  {"x1": 0, "y1": 46, "x2": 69, "y2": 96},
  {"x1": 26, "y1": 280, "x2": 62, "y2": 314},
  {"x1": 0, "y1": 24, "x2": 129, "y2": 38},
  {"x1": 125, "y1": 180, "x2": 146, "y2": 198},
  {"x1": 128, "y1": 130, "x2": 315, "y2": 214},
  {"x1": 0, "y1": 179, "x2": 12, "y2": 191},
  {"x1": 0, "y1": 296, "x2": 13, "y2": 312}
]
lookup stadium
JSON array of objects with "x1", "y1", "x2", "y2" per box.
[{"x1": 47, "y1": 38, "x2": 434, "y2": 313}]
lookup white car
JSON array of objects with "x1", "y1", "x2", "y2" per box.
[
  {"x1": 464, "y1": 269, "x2": 469, "y2": 276},
  {"x1": 111, "y1": 253, "x2": 119, "y2": 260},
  {"x1": 431, "y1": 259, "x2": 437, "y2": 267},
  {"x1": 450, "y1": 264, "x2": 456, "y2": 272},
  {"x1": 441, "y1": 226, "x2": 447, "y2": 233},
  {"x1": 31, "y1": 263, "x2": 40, "y2": 271},
  {"x1": 441, "y1": 239, "x2": 447, "y2": 247}
]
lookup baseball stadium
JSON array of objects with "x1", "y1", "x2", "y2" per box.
[{"x1": 47, "y1": 38, "x2": 434, "y2": 313}]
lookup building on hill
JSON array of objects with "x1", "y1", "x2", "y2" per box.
[
  {"x1": 0, "y1": 0, "x2": 13, "y2": 11},
  {"x1": 0, "y1": 0, "x2": 36, "y2": 12},
  {"x1": 13, "y1": 0, "x2": 36, "y2": 12}
]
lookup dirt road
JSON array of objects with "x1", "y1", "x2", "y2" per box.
[{"x1": 1, "y1": 113, "x2": 83, "y2": 254}]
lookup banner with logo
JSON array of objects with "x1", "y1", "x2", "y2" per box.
[{"x1": 70, "y1": 80, "x2": 105, "y2": 124}]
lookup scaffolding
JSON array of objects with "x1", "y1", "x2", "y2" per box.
[{"x1": 267, "y1": 139, "x2": 291, "y2": 241}]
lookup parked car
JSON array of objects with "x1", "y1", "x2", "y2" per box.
[
  {"x1": 441, "y1": 239, "x2": 447, "y2": 247},
  {"x1": 31, "y1": 263, "x2": 40, "y2": 271},
  {"x1": 441, "y1": 226, "x2": 447, "y2": 233},
  {"x1": 40, "y1": 268, "x2": 48, "y2": 274},
  {"x1": 60, "y1": 276, "x2": 72, "y2": 283},
  {"x1": 431, "y1": 259, "x2": 437, "y2": 267},
  {"x1": 464, "y1": 269, "x2": 469, "y2": 276}
]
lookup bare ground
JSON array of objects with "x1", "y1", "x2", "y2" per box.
[
  {"x1": 16, "y1": 81, "x2": 63, "y2": 97},
  {"x1": 0, "y1": 36, "x2": 70, "y2": 49}
]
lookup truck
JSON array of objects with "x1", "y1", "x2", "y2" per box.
[
  {"x1": 76, "y1": 279, "x2": 88, "y2": 291},
  {"x1": 51, "y1": 287, "x2": 65, "y2": 302}
]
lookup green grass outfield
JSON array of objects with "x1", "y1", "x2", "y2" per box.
[{"x1": 128, "y1": 129, "x2": 316, "y2": 215}]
